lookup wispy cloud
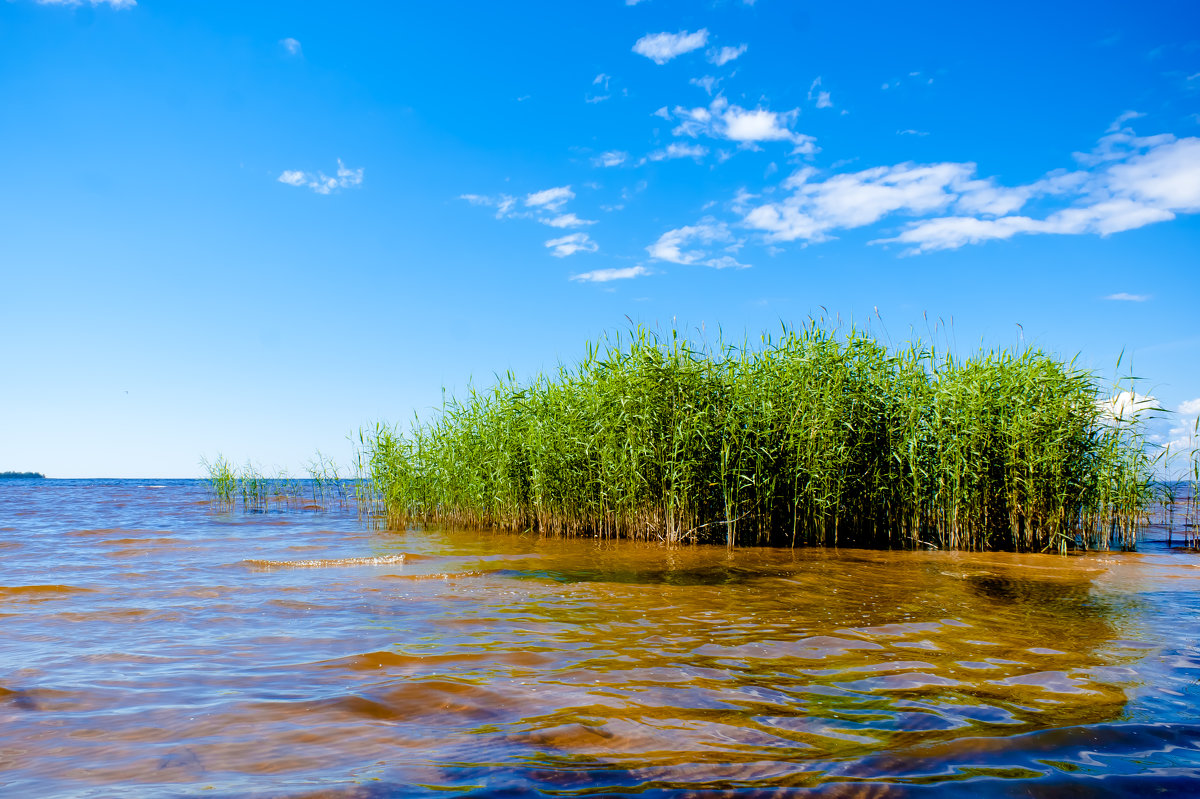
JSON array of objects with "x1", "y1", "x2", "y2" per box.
[
  {"x1": 633, "y1": 29, "x2": 709, "y2": 64},
  {"x1": 36, "y1": 0, "x2": 135, "y2": 8},
  {"x1": 277, "y1": 160, "x2": 363, "y2": 195},
  {"x1": 1107, "y1": 110, "x2": 1145, "y2": 132},
  {"x1": 525, "y1": 185, "x2": 575, "y2": 211},
  {"x1": 542, "y1": 213, "x2": 596, "y2": 229},
  {"x1": 280, "y1": 37, "x2": 302, "y2": 56},
  {"x1": 707, "y1": 44, "x2": 747, "y2": 66},
  {"x1": 570, "y1": 265, "x2": 650, "y2": 282},
  {"x1": 1105, "y1": 292, "x2": 1151, "y2": 301},
  {"x1": 546, "y1": 232, "x2": 598, "y2": 257},
  {"x1": 465, "y1": 183, "x2": 597, "y2": 237},
  {"x1": 461, "y1": 193, "x2": 518, "y2": 218},
  {"x1": 593, "y1": 151, "x2": 629, "y2": 168},
  {"x1": 807, "y1": 77, "x2": 832, "y2": 108},
  {"x1": 897, "y1": 129, "x2": 929, "y2": 136},
  {"x1": 642, "y1": 142, "x2": 709, "y2": 163},
  {"x1": 647, "y1": 219, "x2": 748, "y2": 268}
]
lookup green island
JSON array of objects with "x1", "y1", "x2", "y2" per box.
[{"x1": 0, "y1": 471, "x2": 46, "y2": 479}]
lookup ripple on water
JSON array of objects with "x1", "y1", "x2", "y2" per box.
[{"x1": 3, "y1": 481, "x2": 1200, "y2": 797}]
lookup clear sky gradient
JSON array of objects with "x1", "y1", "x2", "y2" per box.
[{"x1": 2, "y1": 0, "x2": 1198, "y2": 478}]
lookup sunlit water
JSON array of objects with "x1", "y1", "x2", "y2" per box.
[{"x1": 2, "y1": 479, "x2": 1199, "y2": 797}]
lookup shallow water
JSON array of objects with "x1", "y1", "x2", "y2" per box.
[{"x1": 2, "y1": 479, "x2": 1199, "y2": 797}]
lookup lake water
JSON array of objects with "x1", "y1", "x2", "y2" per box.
[{"x1": 2, "y1": 479, "x2": 1199, "y2": 797}]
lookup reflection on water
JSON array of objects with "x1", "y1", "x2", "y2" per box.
[{"x1": 1, "y1": 479, "x2": 1199, "y2": 797}]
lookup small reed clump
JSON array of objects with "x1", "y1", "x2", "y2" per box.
[
  {"x1": 363, "y1": 324, "x2": 1158, "y2": 552},
  {"x1": 201, "y1": 453, "x2": 364, "y2": 514}
]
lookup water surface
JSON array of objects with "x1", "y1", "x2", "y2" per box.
[{"x1": 2, "y1": 479, "x2": 1199, "y2": 797}]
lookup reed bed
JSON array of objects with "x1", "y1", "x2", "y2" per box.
[{"x1": 363, "y1": 324, "x2": 1158, "y2": 552}]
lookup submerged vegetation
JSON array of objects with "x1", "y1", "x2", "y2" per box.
[
  {"x1": 201, "y1": 453, "x2": 375, "y2": 516},
  {"x1": 358, "y1": 324, "x2": 1167, "y2": 553},
  {"x1": 1160, "y1": 416, "x2": 1200, "y2": 548}
]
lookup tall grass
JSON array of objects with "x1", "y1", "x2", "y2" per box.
[{"x1": 363, "y1": 324, "x2": 1157, "y2": 551}]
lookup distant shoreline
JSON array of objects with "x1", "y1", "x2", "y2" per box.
[{"x1": 0, "y1": 472, "x2": 45, "y2": 479}]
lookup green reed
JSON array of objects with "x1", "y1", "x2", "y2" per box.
[
  {"x1": 238, "y1": 461, "x2": 270, "y2": 511},
  {"x1": 305, "y1": 451, "x2": 348, "y2": 506},
  {"x1": 362, "y1": 323, "x2": 1158, "y2": 552},
  {"x1": 200, "y1": 455, "x2": 237, "y2": 503}
]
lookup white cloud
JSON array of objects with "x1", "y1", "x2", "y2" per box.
[
  {"x1": 732, "y1": 121, "x2": 1199, "y2": 255},
  {"x1": 724, "y1": 107, "x2": 799, "y2": 143},
  {"x1": 593, "y1": 73, "x2": 611, "y2": 88},
  {"x1": 525, "y1": 186, "x2": 575, "y2": 211},
  {"x1": 644, "y1": 142, "x2": 709, "y2": 162},
  {"x1": 898, "y1": 129, "x2": 929, "y2": 136},
  {"x1": 690, "y1": 75, "x2": 719, "y2": 95},
  {"x1": 1105, "y1": 292, "x2": 1151, "y2": 301},
  {"x1": 877, "y1": 133, "x2": 1200, "y2": 253},
  {"x1": 652, "y1": 106, "x2": 671, "y2": 120},
  {"x1": 277, "y1": 171, "x2": 307, "y2": 187},
  {"x1": 1163, "y1": 399, "x2": 1200, "y2": 465},
  {"x1": 570, "y1": 266, "x2": 650, "y2": 282},
  {"x1": 707, "y1": 44, "x2": 747, "y2": 66},
  {"x1": 280, "y1": 37, "x2": 302, "y2": 56},
  {"x1": 1105, "y1": 137, "x2": 1200, "y2": 211},
  {"x1": 542, "y1": 213, "x2": 596, "y2": 228},
  {"x1": 633, "y1": 29, "x2": 709, "y2": 64},
  {"x1": 671, "y1": 97, "x2": 816, "y2": 153},
  {"x1": 646, "y1": 219, "x2": 748, "y2": 268},
  {"x1": 37, "y1": 0, "x2": 135, "y2": 8},
  {"x1": 1098, "y1": 391, "x2": 1159, "y2": 425},
  {"x1": 745, "y1": 162, "x2": 973, "y2": 243},
  {"x1": 875, "y1": 215, "x2": 1044, "y2": 253},
  {"x1": 593, "y1": 151, "x2": 628, "y2": 167},
  {"x1": 277, "y1": 160, "x2": 363, "y2": 195},
  {"x1": 546, "y1": 232, "x2": 598, "y2": 257}
]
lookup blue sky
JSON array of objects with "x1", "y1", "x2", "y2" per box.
[{"x1": 2, "y1": 0, "x2": 1198, "y2": 478}]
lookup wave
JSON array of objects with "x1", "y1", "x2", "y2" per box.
[{"x1": 240, "y1": 554, "x2": 419, "y2": 569}]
